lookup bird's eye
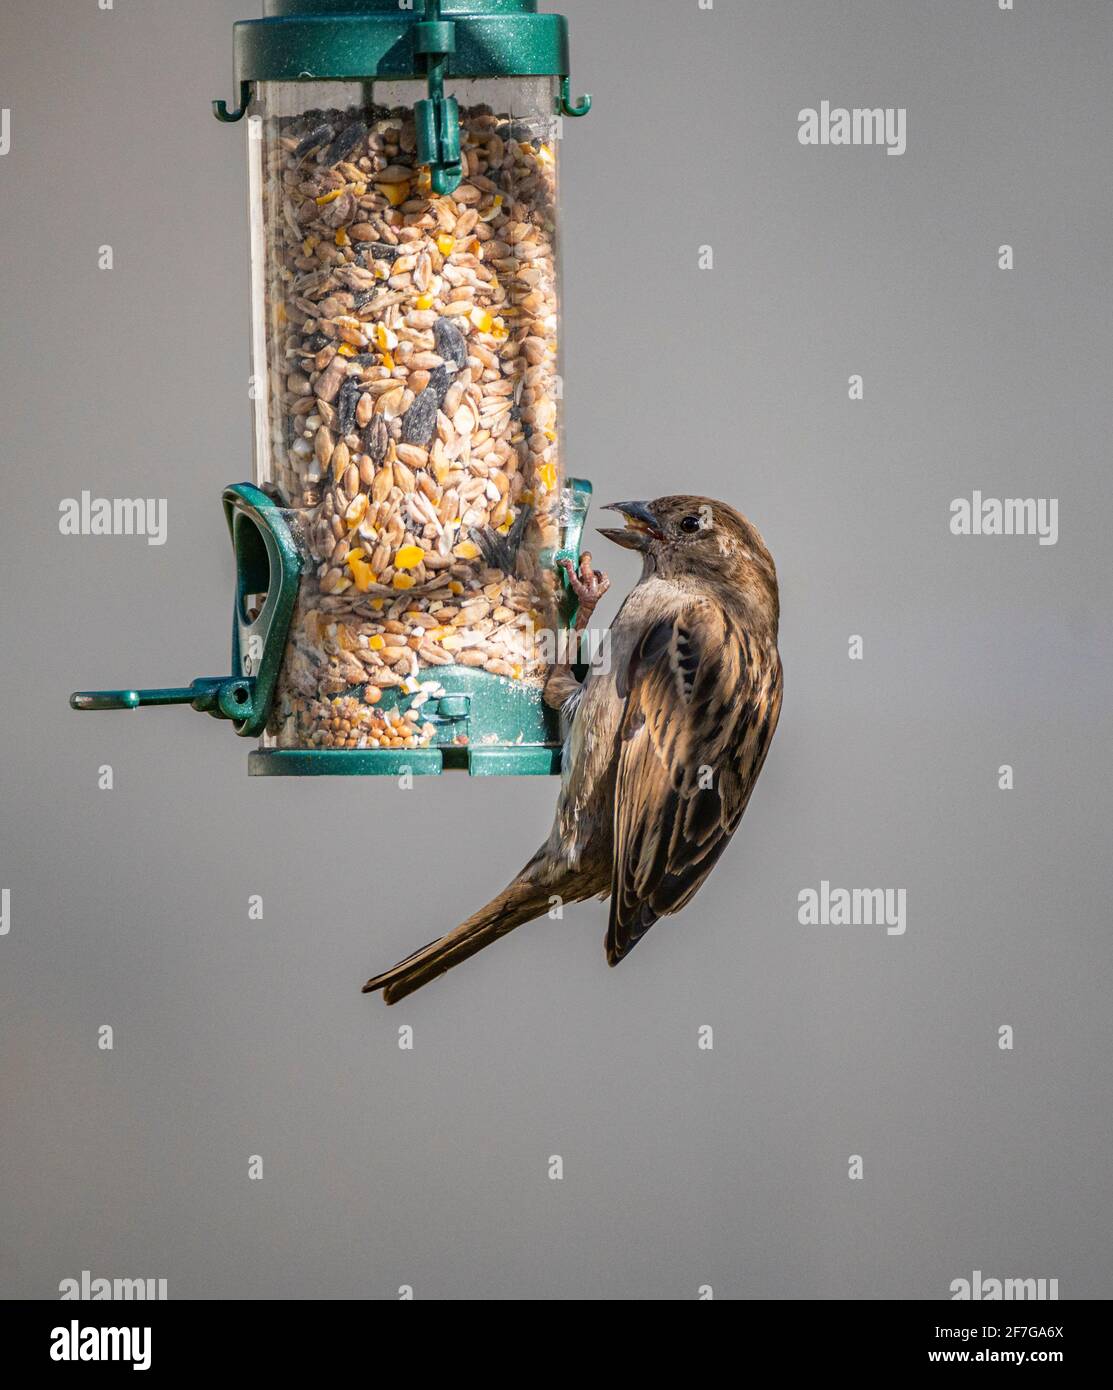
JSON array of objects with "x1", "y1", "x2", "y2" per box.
[{"x1": 679, "y1": 515, "x2": 703, "y2": 534}]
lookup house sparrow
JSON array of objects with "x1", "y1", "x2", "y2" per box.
[{"x1": 363, "y1": 496, "x2": 782, "y2": 1004}]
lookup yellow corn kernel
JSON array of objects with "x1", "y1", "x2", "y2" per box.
[
  {"x1": 381, "y1": 350, "x2": 395, "y2": 371},
  {"x1": 538, "y1": 143, "x2": 554, "y2": 165},
  {"x1": 436, "y1": 233, "x2": 456, "y2": 257},
  {"x1": 416, "y1": 292, "x2": 434, "y2": 310},
  {"x1": 315, "y1": 187, "x2": 346, "y2": 206},
  {"x1": 392, "y1": 572, "x2": 416, "y2": 590},
  {"x1": 453, "y1": 540, "x2": 480, "y2": 560},
  {"x1": 497, "y1": 520, "x2": 512, "y2": 535},
  {"x1": 381, "y1": 181, "x2": 410, "y2": 207},
  {"x1": 334, "y1": 228, "x2": 350, "y2": 247},
  {"x1": 511, "y1": 664, "x2": 523, "y2": 680},
  {"x1": 469, "y1": 306, "x2": 494, "y2": 334},
  {"x1": 347, "y1": 554, "x2": 377, "y2": 593},
  {"x1": 375, "y1": 323, "x2": 398, "y2": 352},
  {"x1": 302, "y1": 236, "x2": 318, "y2": 256},
  {"x1": 536, "y1": 462, "x2": 557, "y2": 491},
  {"x1": 368, "y1": 634, "x2": 386, "y2": 651},
  {"x1": 449, "y1": 581, "x2": 464, "y2": 595},
  {"x1": 393, "y1": 544, "x2": 424, "y2": 570},
  {"x1": 345, "y1": 493, "x2": 369, "y2": 528},
  {"x1": 491, "y1": 318, "x2": 509, "y2": 341},
  {"x1": 336, "y1": 342, "x2": 357, "y2": 357},
  {"x1": 370, "y1": 598, "x2": 386, "y2": 611},
  {"x1": 543, "y1": 429, "x2": 557, "y2": 443}
]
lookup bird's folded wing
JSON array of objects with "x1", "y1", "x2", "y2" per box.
[{"x1": 607, "y1": 601, "x2": 782, "y2": 965}]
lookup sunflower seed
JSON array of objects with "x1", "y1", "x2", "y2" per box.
[
  {"x1": 400, "y1": 388, "x2": 439, "y2": 447},
  {"x1": 294, "y1": 123, "x2": 334, "y2": 159},
  {"x1": 433, "y1": 316, "x2": 468, "y2": 370},
  {"x1": 324, "y1": 120, "x2": 367, "y2": 165},
  {"x1": 336, "y1": 377, "x2": 362, "y2": 436}
]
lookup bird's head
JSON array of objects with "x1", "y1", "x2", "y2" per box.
[{"x1": 599, "y1": 495, "x2": 779, "y2": 634}]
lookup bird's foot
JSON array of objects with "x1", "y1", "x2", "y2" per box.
[
  {"x1": 560, "y1": 553, "x2": 610, "y2": 628},
  {"x1": 544, "y1": 555, "x2": 610, "y2": 708}
]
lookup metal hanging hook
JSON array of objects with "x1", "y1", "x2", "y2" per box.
[
  {"x1": 559, "y1": 76, "x2": 591, "y2": 118},
  {"x1": 213, "y1": 80, "x2": 254, "y2": 123}
]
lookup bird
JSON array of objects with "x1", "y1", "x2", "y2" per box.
[{"x1": 363, "y1": 495, "x2": 783, "y2": 1004}]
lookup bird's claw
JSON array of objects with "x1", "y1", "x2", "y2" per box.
[{"x1": 560, "y1": 553, "x2": 610, "y2": 617}]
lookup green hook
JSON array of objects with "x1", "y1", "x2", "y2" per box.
[
  {"x1": 559, "y1": 77, "x2": 592, "y2": 119},
  {"x1": 213, "y1": 80, "x2": 254, "y2": 123}
]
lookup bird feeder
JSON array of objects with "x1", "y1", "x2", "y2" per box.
[{"x1": 72, "y1": 0, "x2": 593, "y2": 776}]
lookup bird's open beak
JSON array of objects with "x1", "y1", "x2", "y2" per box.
[{"x1": 598, "y1": 501, "x2": 663, "y2": 552}]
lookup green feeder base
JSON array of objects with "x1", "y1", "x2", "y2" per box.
[
  {"x1": 247, "y1": 744, "x2": 562, "y2": 777},
  {"x1": 252, "y1": 661, "x2": 567, "y2": 776}
]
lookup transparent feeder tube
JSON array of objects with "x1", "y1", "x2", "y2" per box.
[{"x1": 245, "y1": 77, "x2": 566, "y2": 752}]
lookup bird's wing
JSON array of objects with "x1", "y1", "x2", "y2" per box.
[{"x1": 607, "y1": 600, "x2": 782, "y2": 965}]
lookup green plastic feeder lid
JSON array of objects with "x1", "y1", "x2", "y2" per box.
[{"x1": 214, "y1": 0, "x2": 590, "y2": 122}]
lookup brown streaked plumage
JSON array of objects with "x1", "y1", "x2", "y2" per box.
[{"x1": 363, "y1": 495, "x2": 782, "y2": 1004}]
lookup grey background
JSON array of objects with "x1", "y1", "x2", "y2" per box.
[{"x1": 1, "y1": 0, "x2": 1111, "y2": 1300}]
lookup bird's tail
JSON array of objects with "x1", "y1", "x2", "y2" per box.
[{"x1": 362, "y1": 866, "x2": 561, "y2": 1005}]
